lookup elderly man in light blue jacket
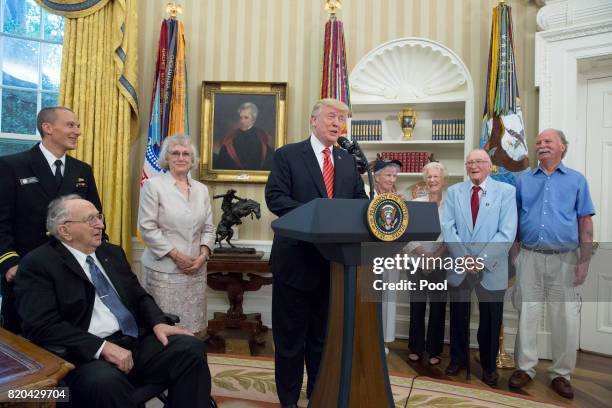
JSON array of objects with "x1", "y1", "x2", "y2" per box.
[{"x1": 441, "y1": 149, "x2": 517, "y2": 386}]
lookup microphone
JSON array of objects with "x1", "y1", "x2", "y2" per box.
[
  {"x1": 337, "y1": 136, "x2": 355, "y2": 153},
  {"x1": 337, "y1": 136, "x2": 367, "y2": 173},
  {"x1": 336, "y1": 136, "x2": 375, "y2": 201},
  {"x1": 337, "y1": 136, "x2": 365, "y2": 162}
]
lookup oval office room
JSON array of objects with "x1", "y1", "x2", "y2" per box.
[{"x1": 0, "y1": 1, "x2": 611, "y2": 407}]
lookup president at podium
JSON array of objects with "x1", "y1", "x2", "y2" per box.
[{"x1": 265, "y1": 98, "x2": 367, "y2": 408}]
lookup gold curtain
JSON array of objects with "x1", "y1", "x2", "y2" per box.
[{"x1": 34, "y1": 0, "x2": 139, "y2": 257}]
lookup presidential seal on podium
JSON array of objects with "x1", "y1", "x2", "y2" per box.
[{"x1": 367, "y1": 192, "x2": 409, "y2": 241}]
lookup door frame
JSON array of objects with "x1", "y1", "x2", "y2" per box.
[{"x1": 577, "y1": 70, "x2": 612, "y2": 356}]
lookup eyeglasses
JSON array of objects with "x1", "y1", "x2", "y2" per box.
[
  {"x1": 465, "y1": 159, "x2": 488, "y2": 166},
  {"x1": 169, "y1": 151, "x2": 192, "y2": 159},
  {"x1": 64, "y1": 213, "x2": 105, "y2": 227}
]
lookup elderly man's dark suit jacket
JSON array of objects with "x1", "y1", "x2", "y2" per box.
[
  {"x1": 14, "y1": 240, "x2": 166, "y2": 364},
  {"x1": 0, "y1": 144, "x2": 102, "y2": 332},
  {"x1": 265, "y1": 138, "x2": 368, "y2": 290}
]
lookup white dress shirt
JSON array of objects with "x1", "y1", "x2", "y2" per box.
[
  {"x1": 310, "y1": 134, "x2": 334, "y2": 171},
  {"x1": 471, "y1": 176, "x2": 489, "y2": 200},
  {"x1": 62, "y1": 243, "x2": 120, "y2": 358},
  {"x1": 39, "y1": 143, "x2": 66, "y2": 176}
]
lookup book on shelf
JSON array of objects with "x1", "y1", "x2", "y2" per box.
[
  {"x1": 350, "y1": 119, "x2": 382, "y2": 141},
  {"x1": 379, "y1": 151, "x2": 431, "y2": 173},
  {"x1": 431, "y1": 118, "x2": 465, "y2": 141}
]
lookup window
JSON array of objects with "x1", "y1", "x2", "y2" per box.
[{"x1": 0, "y1": 0, "x2": 64, "y2": 152}]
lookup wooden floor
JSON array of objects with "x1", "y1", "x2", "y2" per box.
[{"x1": 205, "y1": 328, "x2": 612, "y2": 408}]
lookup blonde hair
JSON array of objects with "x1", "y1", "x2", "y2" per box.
[{"x1": 310, "y1": 98, "x2": 350, "y2": 118}]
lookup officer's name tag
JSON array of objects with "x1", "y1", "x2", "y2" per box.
[{"x1": 19, "y1": 177, "x2": 39, "y2": 185}]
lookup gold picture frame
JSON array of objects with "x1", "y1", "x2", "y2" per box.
[{"x1": 200, "y1": 81, "x2": 287, "y2": 183}]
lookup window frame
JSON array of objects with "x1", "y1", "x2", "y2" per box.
[{"x1": 0, "y1": 0, "x2": 63, "y2": 141}]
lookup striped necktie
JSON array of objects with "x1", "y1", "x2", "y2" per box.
[{"x1": 322, "y1": 147, "x2": 334, "y2": 198}]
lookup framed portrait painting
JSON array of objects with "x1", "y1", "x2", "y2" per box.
[{"x1": 200, "y1": 81, "x2": 287, "y2": 183}]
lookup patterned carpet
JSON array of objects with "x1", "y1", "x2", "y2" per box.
[{"x1": 209, "y1": 354, "x2": 563, "y2": 407}]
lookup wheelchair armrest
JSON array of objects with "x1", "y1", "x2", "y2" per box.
[{"x1": 164, "y1": 313, "x2": 180, "y2": 325}]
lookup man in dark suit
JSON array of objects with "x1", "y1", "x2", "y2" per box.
[
  {"x1": 265, "y1": 98, "x2": 367, "y2": 407},
  {"x1": 0, "y1": 106, "x2": 103, "y2": 333},
  {"x1": 14, "y1": 195, "x2": 211, "y2": 408}
]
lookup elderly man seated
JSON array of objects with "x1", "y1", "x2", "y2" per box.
[{"x1": 14, "y1": 194, "x2": 212, "y2": 408}]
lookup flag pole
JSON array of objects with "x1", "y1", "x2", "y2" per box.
[
  {"x1": 480, "y1": 0, "x2": 520, "y2": 370},
  {"x1": 495, "y1": 0, "x2": 515, "y2": 370}
]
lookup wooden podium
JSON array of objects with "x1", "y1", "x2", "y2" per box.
[
  {"x1": 0, "y1": 328, "x2": 73, "y2": 407},
  {"x1": 271, "y1": 198, "x2": 439, "y2": 408}
]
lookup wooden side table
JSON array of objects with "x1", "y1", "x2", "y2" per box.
[
  {"x1": 0, "y1": 328, "x2": 74, "y2": 407},
  {"x1": 206, "y1": 256, "x2": 272, "y2": 344}
]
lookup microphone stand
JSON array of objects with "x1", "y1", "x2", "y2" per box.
[{"x1": 359, "y1": 147, "x2": 376, "y2": 202}]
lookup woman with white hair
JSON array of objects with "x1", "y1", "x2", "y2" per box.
[
  {"x1": 138, "y1": 134, "x2": 215, "y2": 334},
  {"x1": 366, "y1": 158, "x2": 406, "y2": 354},
  {"x1": 406, "y1": 161, "x2": 449, "y2": 365}
]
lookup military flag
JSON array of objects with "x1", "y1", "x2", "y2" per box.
[
  {"x1": 141, "y1": 18, "x2": 189, "y2": 184},
  {"x1": 479, "y1": 2, "x2": 528, "y2": 185},
  {"x1": 320, "y1": 14, "x2": 350, "y2": 106}
]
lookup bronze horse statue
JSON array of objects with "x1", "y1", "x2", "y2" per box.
[{"x1": 215, "y1": 198, "x2": 261, "y2": 248}]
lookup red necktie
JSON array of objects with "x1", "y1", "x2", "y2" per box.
[
  {"x1": 322, "y1": 147, "x2": 334, "y2": 198},
  {"x1": 471, "y1": 185, "x2": 481, "y2": 226}
]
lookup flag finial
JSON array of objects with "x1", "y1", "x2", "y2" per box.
[
  {"x1": 325, "y1": 0, "x2": 342, "y2": 16},
  {"x1": 166, "y1": 1, "x2": 183, "y2": 20}
]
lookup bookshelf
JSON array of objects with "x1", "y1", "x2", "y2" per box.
[{"x1": 349, "y1": 37, "x2": 475, "y2": 195}]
